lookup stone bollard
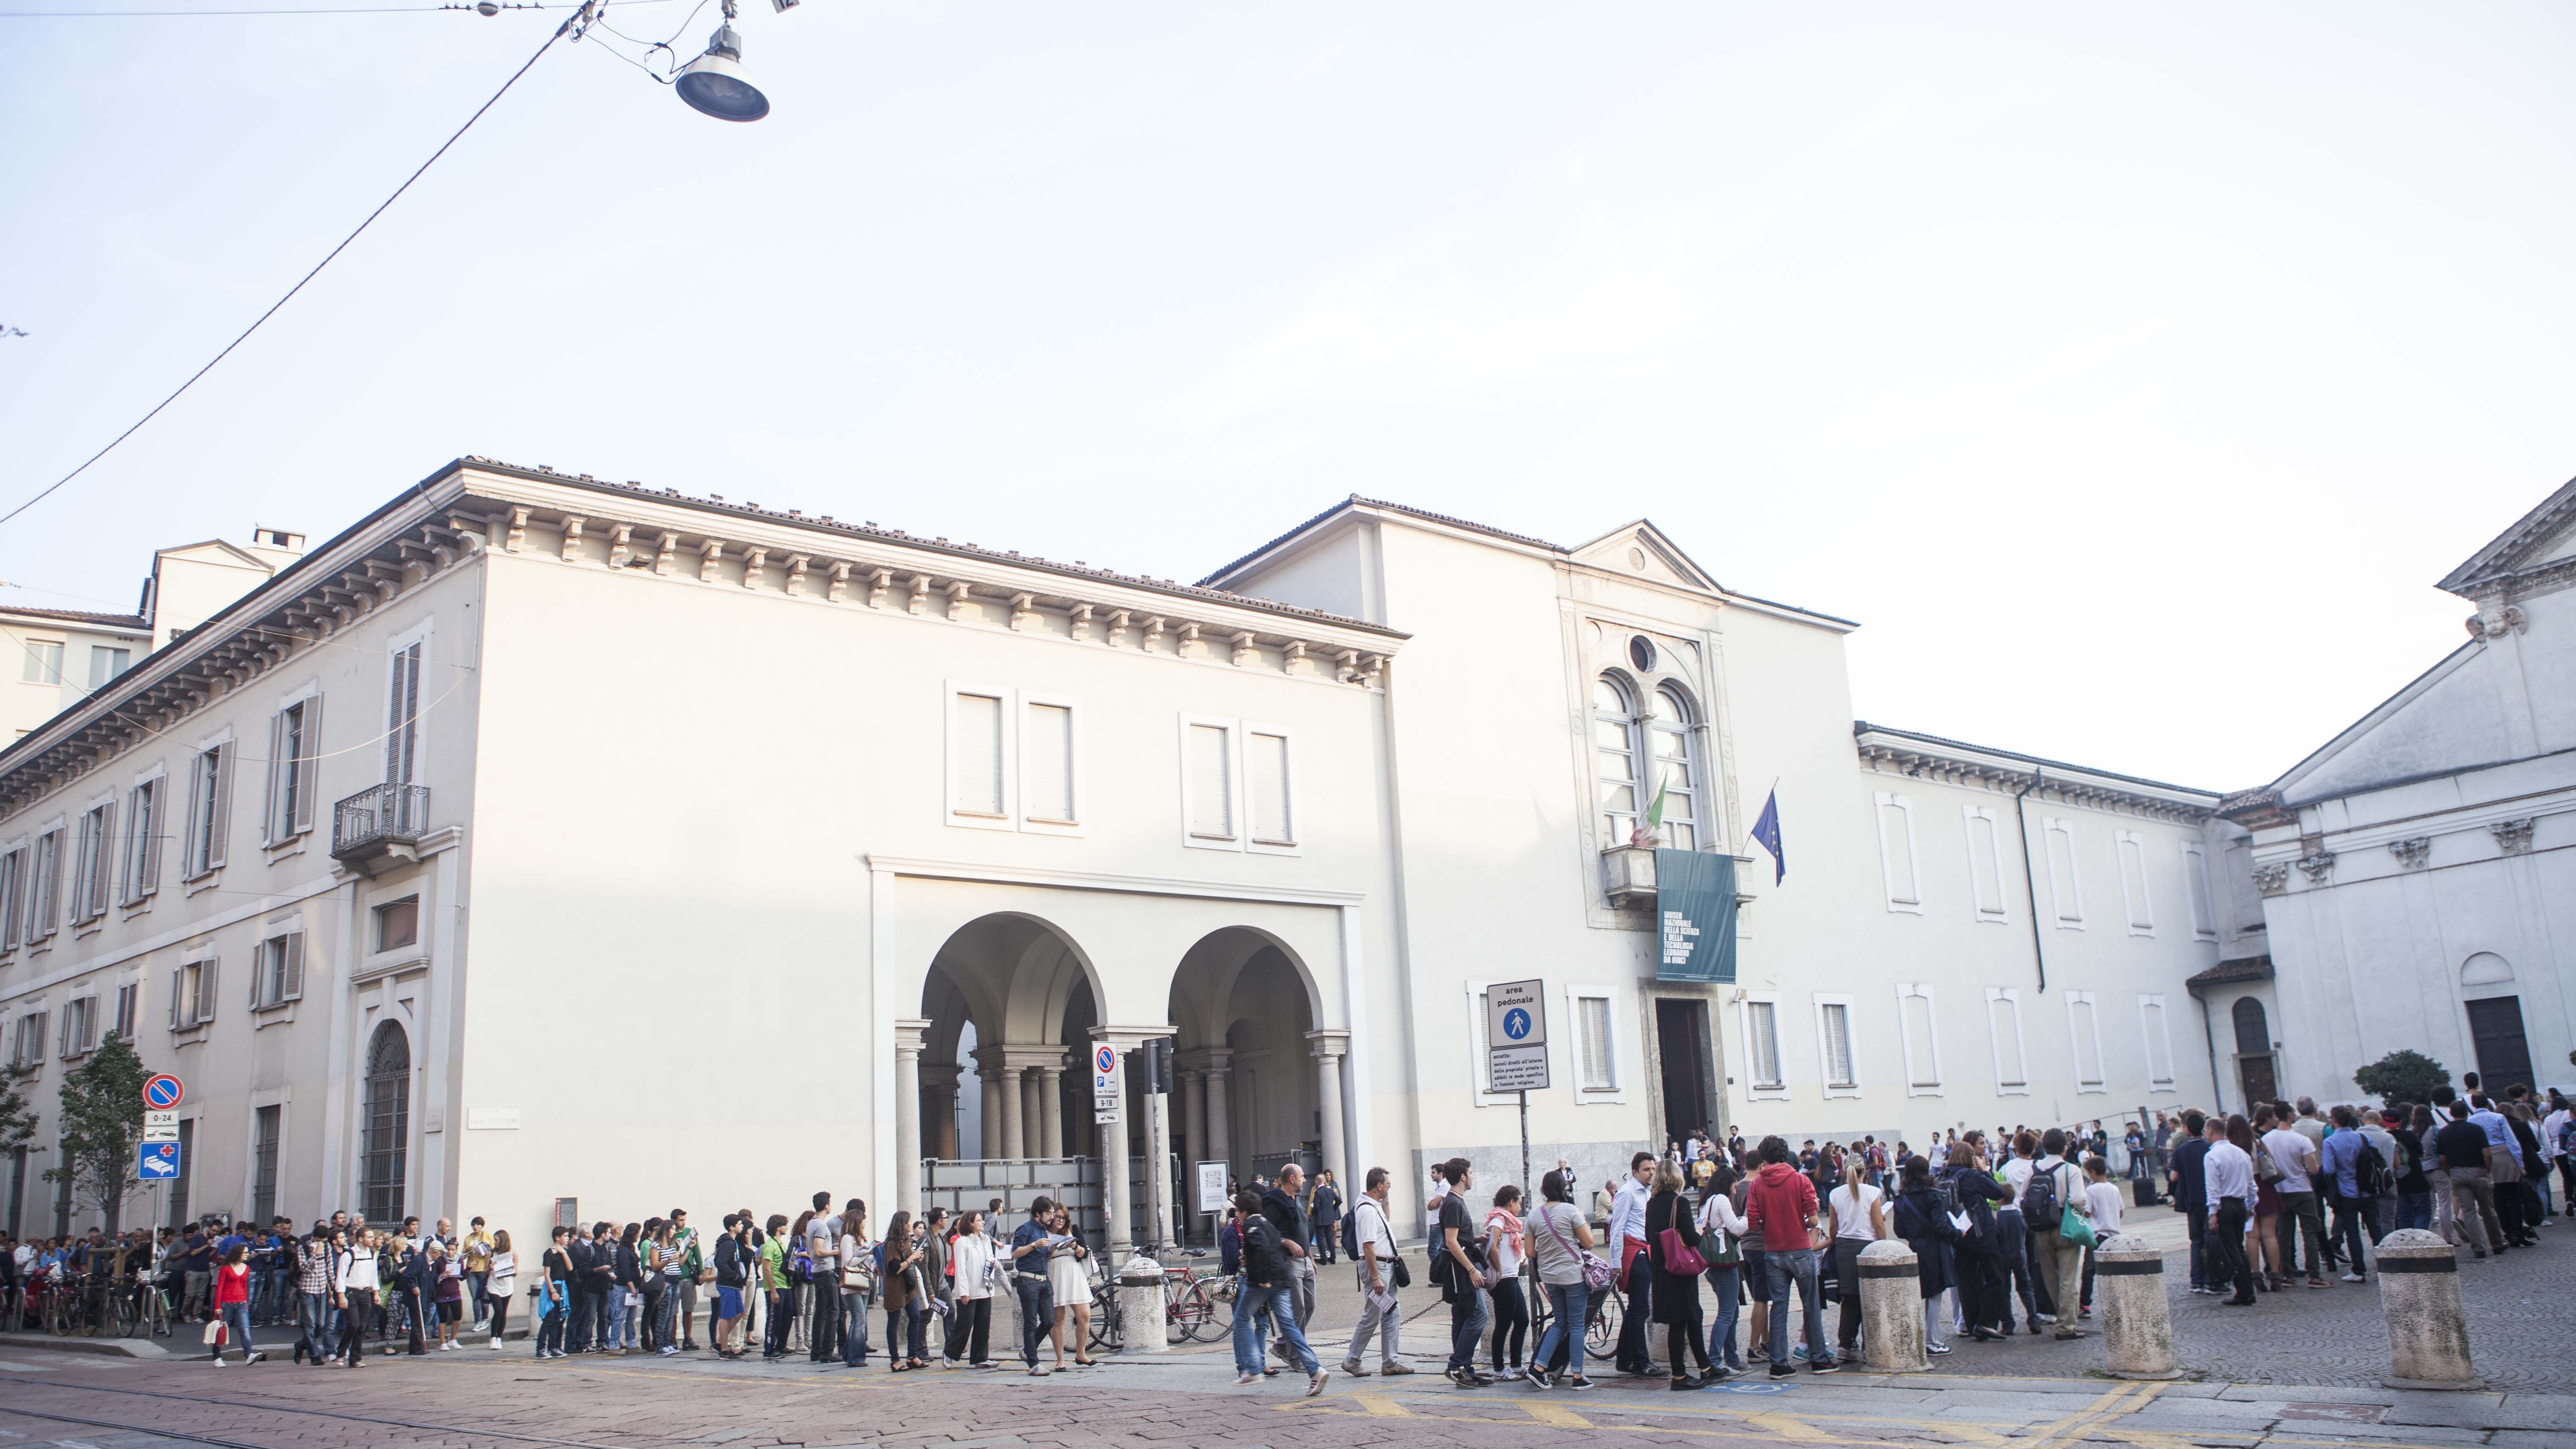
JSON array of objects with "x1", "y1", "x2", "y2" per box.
[
  {"x1": 1857, "y1": 1240, "x2": 1927, "y2": 1372},
  {"x1": 2375, "y1": 1229, "x2": 2478, "y2": 1390},
  {"x1": 2092, "y1": 1234, "x2": 2178, "y2": 1379},
  {"x1": 1116, "y1": 1256, "x2": 1169, "y2": 1353}
]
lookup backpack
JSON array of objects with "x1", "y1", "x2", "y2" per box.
[
  {"x1": 2019, "y1": 1161, "x2": 2063, "y2": 1231},
  {"x1": 1341, "y1": 1210, "x2": 1360, "y2": 1260},
  {"x1": 2354, "y1": 1140, "x2": 2390, "y2": 1198}
]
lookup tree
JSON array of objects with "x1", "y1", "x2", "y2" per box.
[
  {"x1": 45, "y1": 1034, "x2": 149, "y2": 1235},
  {"x1": 2353, "y1": 1048, "x2": 2449, "y2": 1109},
  {"x1": 0, "y1": 1058, "x2": 38, "y2": 1157}
]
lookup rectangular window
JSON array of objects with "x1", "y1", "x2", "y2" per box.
[
  {"x1": 250, "y1": 1105, "x2": 281, "y2": 1227},
  {"x1": 253, "y1": 932, "x2": 304, "y2": 1009},
  {"x1": 111, "y1": 983, "x2": 136, "y2": 1041},
  {"x1": 1874, "y1": 792, "x2": 1921, "y2": 911},
  {"x1": 9, "y1": 1012, "x2": 44, "y2": 1067},
  {"x1": 20, "y1": 639, "x2": 63, "y2": 685},
  {"x1": 170, "y1": 959, "x2": 217, "y2": 1030},
  {"x1": 0, "y1": 846, "x2": 23, "y2": 950},
  {"x1": 60, "y1": 997, "x2": 96, "y2": 1057},
  {"x1": 2138, "y1": 994, "x2": 2176, "y2": 1088},
  {"x1": 2042, "y1": 817, "x2": 2085, "y2": 928},
  {"x1": 28, "y1": 830, "x2": 62, "y2": 941},
  {"x1": 1247, "y1": 728, "x2": 1294, "y2": 846},
  {"x1": 1986, "y1": 987, "x2": 2028, "y2": 1093},
  {"x1": 2069, "y1": 992, "x2": 2105, "y2": 1090},
  {"x1": 376, "y1": 896, "x2": 419, "y2": 952},
  {"x1": 2116, "y1": 830, "x2": 2154, "y2": 935},
  {"x1": 124, "y1": 779, "x2": 162, "y2": 905},
  {"x1": 86, "y1": 646, "x2": 130, "y2": 690},
  {"x1": 384, "y1": 642, "x2": 423, "y2": 786},
  {"x1": 1897, "y1": 985, "x2": 1941, "y2": 1093},
  {"x1": 1576, "y1": 993, "x2": 1614, "y2": 1091},
  {"x1": 2181, "y1": 842, "x2": 2216, "y2": 942},
  {"x1": 1185, "y1": 722, "x2": 1234, "y2": 840},
  {"x1": 1745, "y1": 1000, "x2": 1783, "y2": 1090},
  {"x1": 950, "y1": 689, "x2": 1007, "y2": 817},
  {"x1": 268, "y1": 698, "x2": 321, "y2": 842},
  {"x1": 182, "y1": 744, "x2": 233, "y2": 880},
  {"x1": 1817, "y1": 1000, "x2": 1856, "y2": 1090},
  {"x1": 1963, "y1": 806, "x2": 2007, "y2": 921},
  {"x1": 1023, "y1": 701, "x2": 1075, "y2": 824},
  {"x1": 70, "y1": 801, "x2": 114, "y2": 925}
]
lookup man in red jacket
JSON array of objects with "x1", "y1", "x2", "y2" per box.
[{"x1": 1740, "y1": 1136, "x2": 1838, "y2": 1378}]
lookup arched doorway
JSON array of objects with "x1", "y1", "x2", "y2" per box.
[
  {"x1": 360, "y1": 1022, "x2": 410, "y2": 1223},
  {"x1": 2231, "y1": 997, "x2": 2275, "y2": 1109},
  {"x1": 914, "y1": 913, "x2": 1104, "y2": 1237},
  {"x1": 1167, "y1": 928, "x2": 1327, "y2": 1243}
]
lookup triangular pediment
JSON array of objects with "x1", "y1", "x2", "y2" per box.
[
  {"x1": 156, "y1": 539, "x2": 273, "y2": 571},
  {"x1": 1572, "y1": 520, "x2": 1722, "y2": 593},
  {"x1": 2436, "y1": 475, "x2": 2576, "y2": 598}
]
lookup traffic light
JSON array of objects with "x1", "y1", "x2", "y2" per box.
[{"x1": 1144, "y1": 1037, "x2": 1175, "y2": 1094}]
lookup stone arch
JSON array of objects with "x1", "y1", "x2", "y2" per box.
[
  {"x1": 918, "y1": 911, "x2": 1105, "y2": 1164},
  {"x1": 2460, "y1": 952, "x2": 2514, "y2": 987},
  {"x1": 1168, "y1": 926, "x2": 1328, "y2": 1197}
]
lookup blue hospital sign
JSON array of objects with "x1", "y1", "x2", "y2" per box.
[{"x1": 139, "y1": 1141, "x2": 181, "y2": 1180}]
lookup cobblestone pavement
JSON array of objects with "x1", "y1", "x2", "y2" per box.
[{"x1": 2, "y1": 1334, "x2": 2572, "y2": 1449}]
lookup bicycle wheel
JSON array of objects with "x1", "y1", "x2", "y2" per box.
[
  {"x1": 1586, "y1": 1290, "x2": 1618, "y2": 1355},
  {"x1": 116, "y1": 1292, "x2": 140, "y2": 1338},
  {"x1": 1167, "y1": 1279, "x2": 1217, "y2": 1343},
  {"x1": 1087, "y1": 1285, "x2": 1120, "y2": 1350}
]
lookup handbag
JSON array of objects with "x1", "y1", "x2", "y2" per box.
[
  {"x1": 203, "y1": 1318, "x2": 225, "y2": 1347},
  {"x1": 1537, "y1": 1202, "x2": 1616, "y2": 1292},
  {"x1": 1657, "y1": 1225, "x2": 1709, "y2": 1277}
]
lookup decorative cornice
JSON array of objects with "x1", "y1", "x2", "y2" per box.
[
  {"x1": 2491, "y1": 817, "x2": 2536, "y2": 856},
  {"x1": 2251, "y1": 862, "x2": 2290, "y2": 897},
  {"x1": 1853, "y1": 722, "x2": 2219, "y2": 824},
  {"x1": 2388, "y1": 836, "x2": 2432, "y2": 870},
  {"x1": 2295, "y1": 851, "x2": 2336, "y2": 885}
]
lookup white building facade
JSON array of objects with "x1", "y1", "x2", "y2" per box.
[
  {"x1": 2, "y1": 461, "x2": 2251, "y2": 1252},
  {"x1": 2215, "y1": 478, "x2": 2576, "y2": 1109}
]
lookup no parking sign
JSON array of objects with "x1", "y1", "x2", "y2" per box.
[{"x1": 1092, "y1": 1043, "x2": 1122, "y2": 1125}]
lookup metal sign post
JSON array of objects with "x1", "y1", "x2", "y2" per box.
[{"x1": 1486, "y1": 978, "x2": 1549, "y2": 1197}]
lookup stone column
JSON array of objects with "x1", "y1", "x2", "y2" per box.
[
  {"x1": 920, "y1": 1063, "x2": 964, "y2": 1161},
  {"x1": 894, "y1": 1019, "x2": 929, "y2": 1216},
  {"x1": 1147, "y1": 1078, "x2": 1174, "y2": 1252},
  {"x1": 1307, "y1": 1030, "x2": 1350, "y2": 1194},
  {"x1": 1858, "y1": 1240, "x2": 1927, "y2": 1372},
  {"x1": 1019, "y1": 1070, "x2": 1042, "y2": 1157},
  {"x1": 2376, "y1": 1229, "x2": 2479, "y2": 1390},
  {"x1": 1037, "y1": 1063, "x2": 1065, "y2": 1161},
  {"x1": 1203, "y1": 1047, "x2": 1234, "y2": 1178},
  {"x1": 2094, "y1": 1235, "x2": 2177, "y2": 1379},
  {"x1": 974, "y1": 1045, "x2": 1012, "y2": 1161}
]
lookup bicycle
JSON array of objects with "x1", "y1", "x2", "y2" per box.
[
  {"x1": 1085, "y1": 1278, "x2": 1122, "y2": 1351},
  {"x1": 1158, "y1": 1250, "x2": 1224, "y2": 1344}
]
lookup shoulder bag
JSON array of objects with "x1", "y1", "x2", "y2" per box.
[{"x1": 1539, "y1": 1202, "x2": 1617, "y2": 1292}]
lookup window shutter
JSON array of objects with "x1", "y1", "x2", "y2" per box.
[
  {"x1": 89, "y1": 802, "x2": 114, "y2": 919},
  {"x1": 283, "y1": 933, "x2": 305, "y2": 1002},
  {"x1": 264, "y1": 710, "x2": 286, "y2": 846},
  {"x1": 951, "y1": 693, "x2": 1004, "y2": 815},
  {"x1": 293, "y1": 695, "x2": 322, "y2": 834},
  {"x1": 1186, "y1": 723, "x2": 1233, "y2": 838},
  {"x1": 183, "y1": 752, "x2": 208, "y2": 879},
  {"x1": 1247, "y1": 731, "x2": 1291, "y2": 844},
  {"x1": 1024, "y1": 702, "x2": 1073, "y2": 822},
  {"x1": 1578, "y1": 996, "x2": 1612, "y2": 1090},
  {"x1": 1748, "y1": 1001, "x2": 1780, "y2": 1086},
  {"x1": 386, "y1": 643, "x2": 422, "y2": 786},
  {"x1": 58, "y1": 1008, "x2": 69, "y2": 1058},
  {"x1": 1823, "y1": 1003, "x2": 1854, "y2": 1086},
  {"x1": 206, "y1": 744, "x2": 234, "y2": 870},
  {"x1": 169, "y1": 968, "x2": 181, "y2": 1029},
  {"x1": 138, "y1": 783, "x2": 163, "y2": 897},
  {"x1": 197, "y1": 958, "x2": 218, "y2": 1025}
]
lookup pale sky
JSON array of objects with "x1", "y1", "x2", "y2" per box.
[{"x1": 4, "y1": 2, "x2": 2571, "y2": 789}]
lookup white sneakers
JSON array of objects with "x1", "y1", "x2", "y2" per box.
[{"x1": 1306, "y1": 1370, "x2": 1330, "y2": 1398}]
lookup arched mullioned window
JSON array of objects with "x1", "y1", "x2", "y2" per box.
[
  {"x1": 1594, "y1": 674, "x2": 1644, "y2": 845},
  {"x1": 1652, "y1": 683, "x2": 1704, "y2": 850},
  {"x1": 360, "y1": 1022, "x2": 410, "y2": 1223}
]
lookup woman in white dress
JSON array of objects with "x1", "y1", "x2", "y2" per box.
[{"x1": 1045, "y1": 1204, "x2": 1097, "y2": 1367}]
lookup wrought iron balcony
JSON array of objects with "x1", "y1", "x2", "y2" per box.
[{"x1": 332, "y1": 783, "x2": 430, "y2": 874}]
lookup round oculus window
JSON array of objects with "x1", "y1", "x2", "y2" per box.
[{"x1": 1628, "y1": 635, "x2": 1657, "y2": 671}]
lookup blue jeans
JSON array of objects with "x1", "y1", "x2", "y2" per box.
[
  {"x1": 1014, "y1": 1277, "x2": 1052, "y2": 1368},
  {"x1": 1532, "y1": 1281, "x2": 1588, "y2": 1379},
  {"x1": 1234, "y1": 1281, "x2": 1317, "y2": 1375},
  {"x1": 218, "y1": 1301, "x2": 254, "y2": 1361},
  {"x1": 1763, "y1": 1247, "x2": 1832, "y2": 1369},
  {"x1": 536, "y1": 1288, "x2": 567, "y2": 1353},
  {"x1": 295, "y1": 1290, "x2": 330, "y2": 1358},
  {"x1": 1703, "y1": 1263, "x2": 1743, "y2": 1366},
  {"x1": 1447, "y1": 1281, "x2": 1490, "y2": 1372},
  {"x1": 2396, "y1": 1191, "x2": 2434, "y2": 1233},
  {"x1": 841, "y1": 1291, "x2": 871, "y2": 1364}
]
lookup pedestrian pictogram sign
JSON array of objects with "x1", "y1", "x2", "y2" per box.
[{"x1": 1484, "y1": 978, "x2": 1550, "y2": 1092}]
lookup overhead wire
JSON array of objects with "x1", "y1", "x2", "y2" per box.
[
  {"x1": 0, "y1": 4, "x2": 590, "y2": 532},
  {"x1": 0, "y1": 0, "x2": 675, "y2": 16}
]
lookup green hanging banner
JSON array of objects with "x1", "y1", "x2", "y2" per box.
[{"x1": 1653, "y1": 849, "x2": 1737, "y2": 983}]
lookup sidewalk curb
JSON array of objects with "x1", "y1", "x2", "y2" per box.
[{"x1": 0, "y1": 1331, "x2": 174, "y2": 1359}]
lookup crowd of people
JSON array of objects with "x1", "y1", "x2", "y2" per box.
[{"x1": 4, "y1": 1079, "x2": 2559, "y2": 1388}]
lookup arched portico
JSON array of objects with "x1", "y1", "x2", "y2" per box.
[{"x1": 1166, "y1": 926, "x2": 1349, "y2": 1239}]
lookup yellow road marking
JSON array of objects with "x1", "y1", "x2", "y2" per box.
[
  {"x1": 1520, "y1": 1401, "x2": 1595, "y2": 1427},
  {"x1": 1746, "y1": 1411, "x2": 1845, "y2": 1442},
  {"x1": 2097, "y1": 1431, "x2": 2199, "y2": 1449},
  {"x1": 1352, "y1": 1390, "x2": 1415, "y2": 1417}
]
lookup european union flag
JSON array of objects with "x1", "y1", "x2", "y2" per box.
[{"x1": 1751, "y1": 789, "x2": 1784, "y2": 885}]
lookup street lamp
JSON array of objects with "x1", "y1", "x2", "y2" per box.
[{"x1": 674, "y1": 0, "x2": 769, "y2": 122}]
